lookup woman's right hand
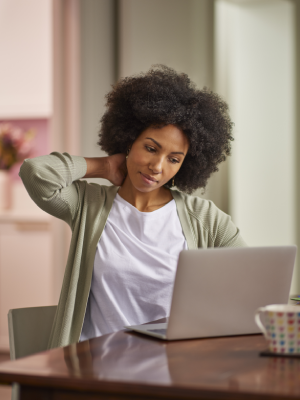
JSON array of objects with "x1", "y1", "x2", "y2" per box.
[{"x1": 84, "y1": 154, "x2": 127, "y2": 186}]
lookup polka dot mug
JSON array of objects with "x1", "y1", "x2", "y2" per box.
[{"x1": 255, "y1": 304, "x2": 300, "y2": 354}]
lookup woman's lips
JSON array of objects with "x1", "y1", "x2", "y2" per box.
[{"x1": 140, "y1": 172, "x2": 158, "y2": 184}]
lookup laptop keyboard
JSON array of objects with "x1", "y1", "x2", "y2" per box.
[{"x1": 148, "y1": 329, "x2": 167, "y2": 335}]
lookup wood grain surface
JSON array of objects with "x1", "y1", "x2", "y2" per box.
[{"x1": 1, "y1": 328, "x2": 300, "y2": 399}]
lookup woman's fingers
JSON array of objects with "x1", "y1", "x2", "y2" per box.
[{"x1": 107, "y1": 153, "x2": 127, "y2": 186}]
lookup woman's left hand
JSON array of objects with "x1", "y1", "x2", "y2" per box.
[
  {"x1": 106, "y1": 153, "x2": 127, "y2": 186},
  {"x1": 84, "y1": 154, "x2": 127, "y2": 186}
]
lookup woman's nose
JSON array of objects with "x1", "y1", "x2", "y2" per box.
[{"x1": 149, "y1": 156, "x2": 163, "y2": 174}]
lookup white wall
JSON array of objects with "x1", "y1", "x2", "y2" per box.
[{"x1": 215, "y1": 0, "x2": 297, "y2": 290}]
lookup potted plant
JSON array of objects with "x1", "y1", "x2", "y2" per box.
[{"x1": 0, "y1": 123, "x2": 35, "y2": 210}]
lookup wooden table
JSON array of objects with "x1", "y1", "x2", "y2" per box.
[{"x1": 0, "y1": 328, "x2": 300, "y2": 400}]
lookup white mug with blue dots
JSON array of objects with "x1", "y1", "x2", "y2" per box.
[{"x1": 255, "y1": 304, "x2": 300, "y2": 354}]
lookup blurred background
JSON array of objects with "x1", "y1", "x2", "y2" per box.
[{"x1": 0, "y1": 0, "x2": 299, "y2": 357}]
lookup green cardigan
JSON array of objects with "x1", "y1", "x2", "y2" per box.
[{"x1": 19, "y1": 152, "x2": 246, "y2": 349}]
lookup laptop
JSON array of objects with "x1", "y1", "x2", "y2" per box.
[{"x1": 125, "y1": 246, "x2": 297, "y2": 340}]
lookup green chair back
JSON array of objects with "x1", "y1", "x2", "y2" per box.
[{"x1": 8, "y1": 305, "x2": 57, "y2": 360}]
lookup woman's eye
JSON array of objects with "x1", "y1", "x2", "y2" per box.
[
  {"x1": 145, "y1": 146, "x2": 155, "y2": 153},
  {"x1": 170, "y1": 158, "x2": 179, "y2": 164}
]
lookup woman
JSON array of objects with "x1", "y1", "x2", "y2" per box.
[{"x1": 20, "y1": 65, "x2": 246, "y2": 349}]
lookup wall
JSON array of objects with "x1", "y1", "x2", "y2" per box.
[
  {"x1": 215, "y1": 0, "x2": 298, "y2": 291},
  {"x1": 0, "y1": 0, "x2": 55, "y2": 352},
  {"x1": 119, "y1": 0, "x2": 214, "y2": 89},
  {"x1": 0, "y1": 0, "x2": 52, "y2": 118},
  {"x1": 79, "y1": 0, "x2": 116, "y2": 186},
  {"x1": 295, "y1": 0, "x2": 300, "y2": 295}
]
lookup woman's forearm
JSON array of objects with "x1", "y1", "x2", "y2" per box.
[
  {"x1": 19, "y1": 152, "x2": 87, "y2": 226},
  {"x1": 83, "y1": 157, "x2": 109, "y2": 179}
]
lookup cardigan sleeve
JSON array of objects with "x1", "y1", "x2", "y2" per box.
[
  {"x1": 203, "y1": 200, "x2": 247, "y2": 247},
  {"x1": 213, "y1": 211, "x2": 247, "y2": 247},
  {"x1": 19, "y1": 152, "x2": 87, "y2": 229},
  {"x1": 180, "y1": 192, "x2": 247, "y2": 248}
]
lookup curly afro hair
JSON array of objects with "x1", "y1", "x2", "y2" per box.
[{"x1": 98, "y1": 65, "x2": 233, "y2": 194}]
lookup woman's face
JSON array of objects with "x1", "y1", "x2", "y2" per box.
[{"x1": 126, "y1": 124, "x2": 189, "y2": 193}]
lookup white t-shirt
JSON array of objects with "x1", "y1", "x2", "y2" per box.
[{"x1": 80, "y1": 193, "x2": 187, "y2": 341}]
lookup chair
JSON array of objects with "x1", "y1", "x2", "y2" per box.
[{"x1": 8, "y1": 305, "x2": 57, "y2": 400}]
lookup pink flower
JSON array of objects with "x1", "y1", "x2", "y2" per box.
[{"x1": 0, "y1": 123, "x2": 35, "y2": 170}]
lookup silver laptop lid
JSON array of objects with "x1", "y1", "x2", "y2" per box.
[{"x1": 167, "y1": 246, "x2": 296, "y2": 340}]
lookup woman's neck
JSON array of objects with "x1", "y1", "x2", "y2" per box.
[{"x1": 118, "y1": 175, "x2": 173, "y2": 212}]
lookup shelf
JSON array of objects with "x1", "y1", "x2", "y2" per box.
[{"x1": 0, "y1": 210, "x2": 51, "y2": 224}]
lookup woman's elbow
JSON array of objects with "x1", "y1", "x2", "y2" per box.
[
  {"x1": 18, "y1": 158, "x2": 50, "y2": 201},
  {"x1": 19, "y1": 158, "x2": 38, "y2": 187}
]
